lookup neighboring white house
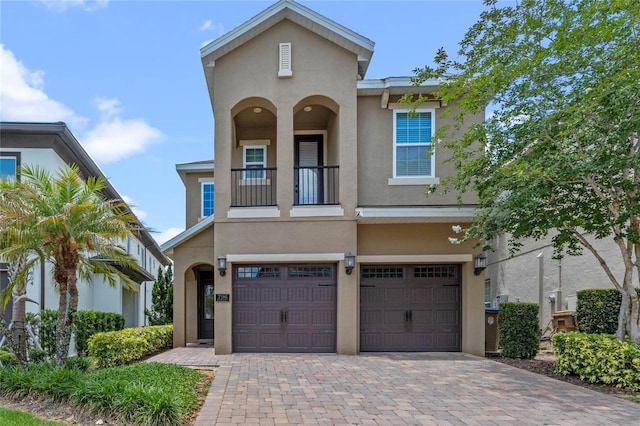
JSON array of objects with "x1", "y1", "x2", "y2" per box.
[
  {"x1": 0, "y1": 122, "x2": 170, "y2": 328},
  {"x1": 486, "y1": 232, "x2": 622, "y2": 328}
]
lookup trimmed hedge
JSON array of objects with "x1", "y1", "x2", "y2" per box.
[
  {"x1": 88, "y1": 325, "x2": 173, "y2": 368},
  {"x1": 75, "y1": 310, "x2": 125, "y2": 356},
  {"x1": 553, "y1": 332, "x2": 640, "y2": 390},
  {"x1": 575, "y1": 289, "x2": 621, "y2": 334},
  {"x1": 26, "y1": 309, "x2": 125, "y2": 358},
  {"x1": 498, "y1": 302, "x2": 540, "y2": 359}
]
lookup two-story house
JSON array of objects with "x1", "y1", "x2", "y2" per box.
[
  {"x1": 162, "y1": 0, "x2": 486, "y2": 355},
  {"x1": 0, "y1": 122, "x2": 170, "y2": 329}
]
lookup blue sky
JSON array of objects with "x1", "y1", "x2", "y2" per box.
[{"x1": 0, "y1": 0, "x2": 488, "y2": 245}]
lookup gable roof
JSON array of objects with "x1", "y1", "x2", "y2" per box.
[
  {"x1": 0, "y1": 122, "x2": 169, "y2": 267},
  {"x1": 160, "y1": 214, "x2": 215, "y2": 257},
  {"x1": 201, "y1": 0, "x2": 374, "y2": 78}
]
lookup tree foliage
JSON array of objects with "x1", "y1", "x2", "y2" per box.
[
  {"x1": 0, "y1": 164, "x2": 143, "y2": 366},
  {"x1": 145, "y1": 265, "x2": 173, "y2": 326},
  {"x1": 406, "y1": 0, "x2": 640, "y2": 340}
]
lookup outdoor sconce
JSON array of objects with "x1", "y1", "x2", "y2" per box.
[
  {"x1": 217, "y1": 256, "x2": 227, "y2": 277},
  {"x1": 344, "y1": 252, "x2": 355, "y2": 275},
  {"x1": 474, "y1": 254, "x2": 487, "y2": 276}
]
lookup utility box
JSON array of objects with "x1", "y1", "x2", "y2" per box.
[
  {"x1": 485, "y1": 307, "x2": 500, "y2": 354},
  {"x1": 552, "y1": 310, "x2": 578, "y2": 333}
]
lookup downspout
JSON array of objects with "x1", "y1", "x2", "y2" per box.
[{"x1": 537, "y1": 252, "x2": 544, "y2": 330}]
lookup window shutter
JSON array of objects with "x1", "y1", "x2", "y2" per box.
[{"x1": 278, "y1": 43, "x2": 292, "y2": 78}]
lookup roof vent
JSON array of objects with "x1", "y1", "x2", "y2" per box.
[{"x1": 278, "y1": 42, "x2": 293, "y2": 78}]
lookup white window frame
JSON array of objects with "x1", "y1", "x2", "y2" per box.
[
  {"x1": 201, "y1": 181, "x2": 215, "y2": 218},
  {"x1": 242, "y1": 145, "x2": 269, "y2": 184},
  {"x1": 392, "y1": 108, "x2": 436, "y2": 179}
]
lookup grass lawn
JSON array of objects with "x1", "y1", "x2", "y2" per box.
[{"x1": 0, "y1": 407, "x2": 66, "y2": 426}]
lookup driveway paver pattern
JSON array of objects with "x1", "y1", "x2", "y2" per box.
[{"x1": 147, "y1": 347, "x2": 640, "y2": 425}]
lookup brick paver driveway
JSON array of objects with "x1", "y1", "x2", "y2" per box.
[{"x1": 148, "y1": 347, "x2": 640, "y2": 425}]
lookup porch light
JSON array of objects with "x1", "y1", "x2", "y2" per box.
[
  {"x1": 474, "y1": 254, "x2": 487, "y2": 276},
  {"x1": 217, "y1": 256, "x2": 227, "y2": 276},
  {"x1": 344, "y1": 252, "x2": 355, "y2": 275}
]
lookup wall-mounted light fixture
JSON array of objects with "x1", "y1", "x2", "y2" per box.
[
  {"x1": 344, "y1": 252, "x2": 355, "y2": 275},
  {"x1": 474, "y1": 254, "x2": 487, "y2": 276},
  {"x1": 217, "y1": 256, "x2": 227, "y2": 276}
]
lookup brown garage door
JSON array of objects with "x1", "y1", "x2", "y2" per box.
[
  {"x1": 360, "y1": 265, "x2": 461, "y2": 352},
  {"x1": 233, "y1": 264, "x2": 336, "y2": 353}
]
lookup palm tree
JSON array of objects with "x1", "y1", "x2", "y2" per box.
[{"x1": 0, "y1": 164, "x2": 143, "y2": 366}]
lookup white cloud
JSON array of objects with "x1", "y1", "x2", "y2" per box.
[
  {"x1": 83, "y1": 118, "x2": 162, "y2": 163},
  {"x1": 199, "y1": 20, "x2": 212, "y2": 31},
  {"x1": 121, "y1": 195, "x2": 148, "y2": 221},
  {"x1": 154, "y1": 227, "x2": 185, "y2": 246},
  {"x1": 199, "y1": 19, "x2": 225, "y2": 36},
  {"x1": 93, "y1": 96, "x2": 121, "y2": 120},
  {"x1": 39, "y1": 0, "x2": 109, "y2": 12},
  {"x1": 0, "y1": 44, "x2": 87, "y2": 129}
]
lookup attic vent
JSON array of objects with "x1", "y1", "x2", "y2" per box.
[{"x1": 278, "y1": 42, "x2": 293, "y2": 78}]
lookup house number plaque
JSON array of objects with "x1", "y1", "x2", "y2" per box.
[{"x1": 215, "y1": 294, "x2": 230, "y2": 302}]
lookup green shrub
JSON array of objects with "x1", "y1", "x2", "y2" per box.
[
  {"x1": 27, "y1": 348, "x2": 48, "y2": 364},
  {"x1": 553, "y1": 332, "x2": 640, "y2": 390},
  {"x1": 88, "y1": 325, "x2": 173, "y2": 368},
  {"x1": 75, "y1": 310, "x2": 125, "y2": 356},
  {"x1": 498, "y1": 302, "x2": 540, "y2": 359},
  {"x1": 26, "y1": 309, "x2": 58, "y2": 357},
  {"x1": 64, "y1": 356, "x2": 94, "y2": 372},
  {"x1": 0, "y1": 348, "x2": 18, "y2": 367},
  {"x1": 576, "y1": 289, "x2": 621, "y2": 334}
]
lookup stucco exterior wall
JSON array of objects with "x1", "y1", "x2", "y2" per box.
[
  {"x1": 171, "y1": 225, "x2": 215, "y2": 347},
  {"x1": 212, "y1": 19, "x2": 359, "y2": 219},
  {"x1": 487, "y1": 232, "x2": 622, "y2": 327}
]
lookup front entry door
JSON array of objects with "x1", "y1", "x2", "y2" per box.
[
  {"x1": 294, "y1": 135, "x2": 323, "y2": 205},
  {"x1": 197, "y1": 269, "x2": 214, "y2": 341}
]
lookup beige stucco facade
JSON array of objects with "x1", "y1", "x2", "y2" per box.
[{"x1": 163, "y1": 0, "x2": 485, "y2": 356}]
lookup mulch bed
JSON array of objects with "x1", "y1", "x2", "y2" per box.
[{"x1": 491, "y1": 356, "x2": 640, "y2": 401}]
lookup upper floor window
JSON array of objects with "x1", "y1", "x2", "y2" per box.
[
  {"x1": 202, "y1": 182, "x2": 214, "y2": 217},
  {"x1": 393, "y1": 109, "x2": 435, "y2": 178},
  {"x1": 243, "y1": 146, "x2": 267, "y2": 179},
  {"x1": 0, "y1": 152, "x2": 21, "y2": 181}
]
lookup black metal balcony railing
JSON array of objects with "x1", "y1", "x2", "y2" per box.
[
  {"x1": 231, "y1": 167, "x2": 277, "y2": 207},
  {"x1": 294, "y1": 165, "x2": 339, "y2": 206}
]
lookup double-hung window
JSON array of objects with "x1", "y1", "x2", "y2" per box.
[
  {"x1": 202, "y1": 182, "x2": 214, "y2": 217},
  {"x1": 243, "y1": 146, "x2": 267, "y2": 180},
  {"x1": 0, "y1": 152, "x2": 20, "y2": 181},
  {"x1": 393, "y1": 109, "x2": 435, "y2": 178}
]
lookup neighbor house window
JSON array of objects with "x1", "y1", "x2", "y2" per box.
[
  {"x1": 202, "y1": 182, "x2": 214, "y2": 217},
  {"x1": 243, "y1": 146, "x2": 267, "y2": 179},
  {"x1": 393, "y1": 109, "x2": 435, "y2": 177},
  {"x1": 0, "y1": 152, "x2": 20, "y2": 181}
]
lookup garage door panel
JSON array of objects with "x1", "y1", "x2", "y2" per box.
[
  {"x1": 360, "y1": 264, "x2": 461, "y2": 352},
  {"x1": 234, "y1": 264, "x2": 336, "y2": 353}
]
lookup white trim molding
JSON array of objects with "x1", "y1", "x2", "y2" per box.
[
  {"x1": 388, "y1": 177, "x2": 440, "y2": 186},
  {"x1": 357, "y1": 254, "x2": 473, "y2": 264},
  {"x1": 355, "y1": 206, "x2": 477, "y2": 223},
  {"x1": 227, "y1": 253, "x2": 345, "y2": 263},
  {"x1": 290, "y1": 205, "x2": 344, "y2": 217},
  {"x1": 227, "y1": 207, "x2": 281, "y2": 219}
]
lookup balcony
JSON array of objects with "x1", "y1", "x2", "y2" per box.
[
  {"x1": 294, "y1": 165, "x2": 339, "y2": 205},
  {"x1": 231, "y1": 167, "x2": 277, "y2": 207}
]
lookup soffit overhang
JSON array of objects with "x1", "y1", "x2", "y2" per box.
[{"x1": 355, "y1": 206, "x2": 477, "y2": 224}]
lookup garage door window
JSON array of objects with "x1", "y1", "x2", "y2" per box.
[
  {"x1": 414, "y1": 266, "x2": 457, "y2": 278},
  {"x1": 236, "y1": 266, "x2": 279, "y2": 278},
  {"x1": 361, "y1": 266, "x2": 404, "y2": 279},
  {"x1": 288, "y1": 266, "x2": 333, "y2": 278}
]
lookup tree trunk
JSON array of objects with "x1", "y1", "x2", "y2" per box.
[
  {"x1": 54, "y1": 277, "x2": 69, "y2": 366},
  {"x1": 11, "y1": 284, "x2": 28, "y2": 367},
  {"x1": 59, "y1": 269, "x2": 79, "y2": 363}
]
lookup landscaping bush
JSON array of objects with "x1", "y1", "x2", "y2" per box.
[
  {"x1": 498, "y1": 302, "x2": 540, "y2": 359},
  {"x1": 575, "y1": 289, "x2": 621, "y2": 334},
  {"x1": 26, "y1": 309, "x2": 58, "y2": 358},
  {"x1": 553, "y1": 332, "x2": 640, "y2": 390},
  {"x1": 88, "y1": 325, "x2": 173, "y2": 368},
  {"x1": 75, "y1": 310, "x2": 125, "y2": 356},
  {"x1": 27, "y1": 348, "x2": 48, "y2": 364},
  {"x1": 0, "y1": 348, "x2": 18, "y2": 367}
]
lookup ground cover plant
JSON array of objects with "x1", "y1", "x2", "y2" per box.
[{"x1": 0, "y1": 360, "x2": 208, "y2": 425}]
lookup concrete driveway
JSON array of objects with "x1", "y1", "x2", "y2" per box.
[{"x1": 147, "y1": 347, "x2": 640, "y2": 425}]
